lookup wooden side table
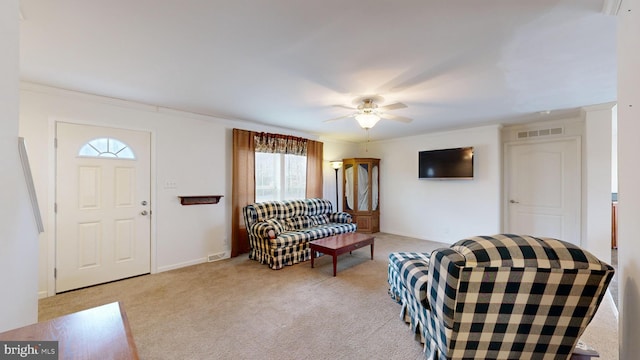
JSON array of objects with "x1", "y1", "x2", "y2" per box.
[{"x1": 0, "y1": 302, "x2": 139, "y2": 359}]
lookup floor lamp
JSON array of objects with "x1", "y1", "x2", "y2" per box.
[{"x1": 330, "y1": 161, "x2": 343, "y2": 211}]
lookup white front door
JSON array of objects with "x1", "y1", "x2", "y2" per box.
[
  {"x1": 505, "y1": 138, "x2": 581, "y2": 245},
  {"x1": 56, "y1": 122, "x2": 151, "y2": 292}
]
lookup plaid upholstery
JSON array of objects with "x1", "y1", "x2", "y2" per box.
[
  {"x1": 283, "y1": 216, "x2": 310, "y2": 231},
  {"x1": 389, "y1": 252, "x2": 432, "y2": 309},
  {"x1": 388, "y1": 234, "x2": 615, "y2": 360},
  {"x1": 329, "y1": 212, "x2": 352, "y2": 223},
  {"x1": 265, "y1": 219, "x2": 284, "y2": 235},
  {"x1": 306, "y1": 198, "x2": 333, "y2": 215},
  {"x1": 388, "y1": 252, "x2": 433, "y2": 345},
  {"x1": 250, "y1": 220, "x2": 281, "y2": 239},
  {"x1": 310, "y1": 214, "x2": 329, "y2": 225},
  {"x1": 251, "y1": 201, "x2": 285, "y2": 222},
  {"x1": 243, "y1": 198, "x2": 356, "y2": 270},
  {"x1": 389, "y1": 252, "x2": 431, "y2": 272}
]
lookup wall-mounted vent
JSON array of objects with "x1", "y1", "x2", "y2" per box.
[
  {"x1": 517, "y1": 127, "x2": 563, "y2": 140},
  {"x1": 207, "y1": 252, "x2": 226, "y2": 262}
]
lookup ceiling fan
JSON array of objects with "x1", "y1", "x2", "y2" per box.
[{"x1": 325, "y1": 96, "x2": 413, "y2": 129}]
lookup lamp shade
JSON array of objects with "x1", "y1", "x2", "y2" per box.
[
  {"x1": 330, "y1": 161, "x2": 343, "y2": 169},
  {"x1": 355, "y1": 113, "x2": 380, "y2": 129}
]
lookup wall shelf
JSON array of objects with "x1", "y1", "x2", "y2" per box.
[{"x1": 178, "y1": 195, "x2": 223, "y2": 205}]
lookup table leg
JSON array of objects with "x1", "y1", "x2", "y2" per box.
[
  {"x1": 370, "y1": 242, "x2": 374, "y2": 260},
  {"x1": 333, "y1": 254, "x2": 337, "y2": 277},
  {"x1": 311, "y1": 249, "x2": 315, "y2": 268}
]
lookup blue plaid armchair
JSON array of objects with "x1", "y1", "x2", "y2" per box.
[{"x1": 388, "y1": 234, "x2": 614, "y2": 360}]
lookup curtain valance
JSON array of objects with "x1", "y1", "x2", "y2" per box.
[{"x1": 254, "y1": 132, "x2": 307, "y2": 155}]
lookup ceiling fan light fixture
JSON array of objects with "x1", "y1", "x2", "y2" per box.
[{"x1": 355, "y1": 113, "x2": 380, "y2": 129}]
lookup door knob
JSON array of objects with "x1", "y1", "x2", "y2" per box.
[
  {"x1": 141, "y1": 200, "x2": 148, "y2": 206},
  {"x1": 140, "y1": 210, "x2": 149, "y2": 216}
]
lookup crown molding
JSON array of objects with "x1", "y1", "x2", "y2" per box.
[
  {"x1": 602, "y1": 0, "x2": 623, "y2": 15},
  {"x1": 581, "y1": 102, "x2": 618, "y2": 112}
]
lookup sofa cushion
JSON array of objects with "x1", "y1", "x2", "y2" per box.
[
  {"x1": 310, "y1": 214, "x2": 330, "y2": 225},
  {"x1": 283, "y1": 216, "x2": 313, "y2": 231},
  {"x1": 269, "y1": 231, "x2": 309, "y2": 249},
  {"x1": 305, "y1": 198, "x2": 333, "y2": 215},
  {"x1": 282, "y1": 200, "x2": 307, "y2": 218},
  {"x1": 253, "y1": 201, "x2": 285, "y2": 222},
  {"x1": 322, "y1": 222, "x2": 357, "y2": 235},
  {"x1": 302, "y1": 225, "x2": 336, "y2": 241}
]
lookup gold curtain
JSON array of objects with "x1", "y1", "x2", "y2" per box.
[
  {"x1": 306, "y1": 140, "x2": 323, "y2": 198},
  {"x1": 231, "y1": 129, "x2": 255, "y2": 257},
  {"x1": 231, "y1": 129, "x2": 323, "y2": 257}
]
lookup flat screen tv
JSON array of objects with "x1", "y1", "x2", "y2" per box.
[{"x1": 418, "y1": 147, "x2": 474, "y2": 179}]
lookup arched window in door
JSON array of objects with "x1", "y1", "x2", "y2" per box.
[{"x1": 78, "y1": 137, "x2": 136, "y2": 159}]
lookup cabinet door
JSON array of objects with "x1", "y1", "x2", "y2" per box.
[
  {"x1": 345, "y1": 163, "x2": 354, "y2": 211},
  {"x1": 357, "y1": 163, "x2": 369, "y2": 211},
  {"x1": 355, "y1": 216, "x2": 371, "y2": 233},
  {"x1": 372, "y1": 164, "x2": 379, "y2": 211}
]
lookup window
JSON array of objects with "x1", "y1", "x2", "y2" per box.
[
  {"x1": 78, "y1": 138, "x2": 135, "y2": 159},
  {"x1": 255, "y1": 152, "x2": 306, "y2": 202}
]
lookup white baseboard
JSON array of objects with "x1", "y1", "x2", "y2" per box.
[
  {"x1": 157, "y1": 257, "x2": 207, "y2": 273},
  {"x1": 38, "y1": 290, "x2": 48, "y2": 299},
  {"x1": 606, "y1": 289, "x2": 619, "y2": 319}
]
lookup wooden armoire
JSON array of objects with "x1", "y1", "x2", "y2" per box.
[{"x1": 342, "y1": 158, "x2": 380, "y2": 233}]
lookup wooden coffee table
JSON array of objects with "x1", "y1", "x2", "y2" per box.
[{"x1": 310, "y1": 232, "x2": 374, "y2": 276}]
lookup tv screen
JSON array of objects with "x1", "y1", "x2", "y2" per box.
[{"x1": 418, "y1": 147, "x2": 474, "y2": 179}]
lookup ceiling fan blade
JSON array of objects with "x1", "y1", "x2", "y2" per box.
[
  {"x1": 332, "y1": 104, "x2": 356, "y2": 110},
  {"x1": 381, "y1": 113, "x2": 413, "y2": 123},
  {"x1": 323, "y1": 114, "x2": 353, "y2": 122},
  {"x1": 379, "y1": 102, "x2": 407, "y2": 111}
]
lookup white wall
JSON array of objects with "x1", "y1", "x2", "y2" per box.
[
  {"x1": 320, "y1": 138, "x2": 360, "y2": 212},
  {"x1": 363, "y1": 125, "x2": 502, "y2": 244},
  {"x1": 612, "y1": 107, "x2": 618, "y2": 193},
  {"x1": 0, "y1": 0, "x2": 40, "y2": 331},
  {"x1": 617, "y1": 0, "x2": 640, "y2": 357},
  {"x1": 19, "y1": 83, "x2": 321, "y2": 297},
  {"x1": 583, "y1": 104, "x2": 615, "y2": 263}
]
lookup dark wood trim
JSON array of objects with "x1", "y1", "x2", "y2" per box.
[{"x1": 178, "y1": 195, "x2": 223, "y2": 205}]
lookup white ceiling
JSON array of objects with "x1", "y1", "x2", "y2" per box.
[{"x1": 19, "y1": 0, "x2": 617, "y2": 142}]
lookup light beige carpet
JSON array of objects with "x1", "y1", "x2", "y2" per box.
[
  {"x1": 578, "y1": 291, "x2": 618, "y2": 360},
  {"x1": 39, "y1": 233, "x2": 618, "y2": 359}
]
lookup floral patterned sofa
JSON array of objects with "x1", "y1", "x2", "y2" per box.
[
  {"x1": 243, "y1": 198, "x2": 356, "y2": 269},
  {"x1": 388, "y1": 234, "x2": 614, "y2": 360}
]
